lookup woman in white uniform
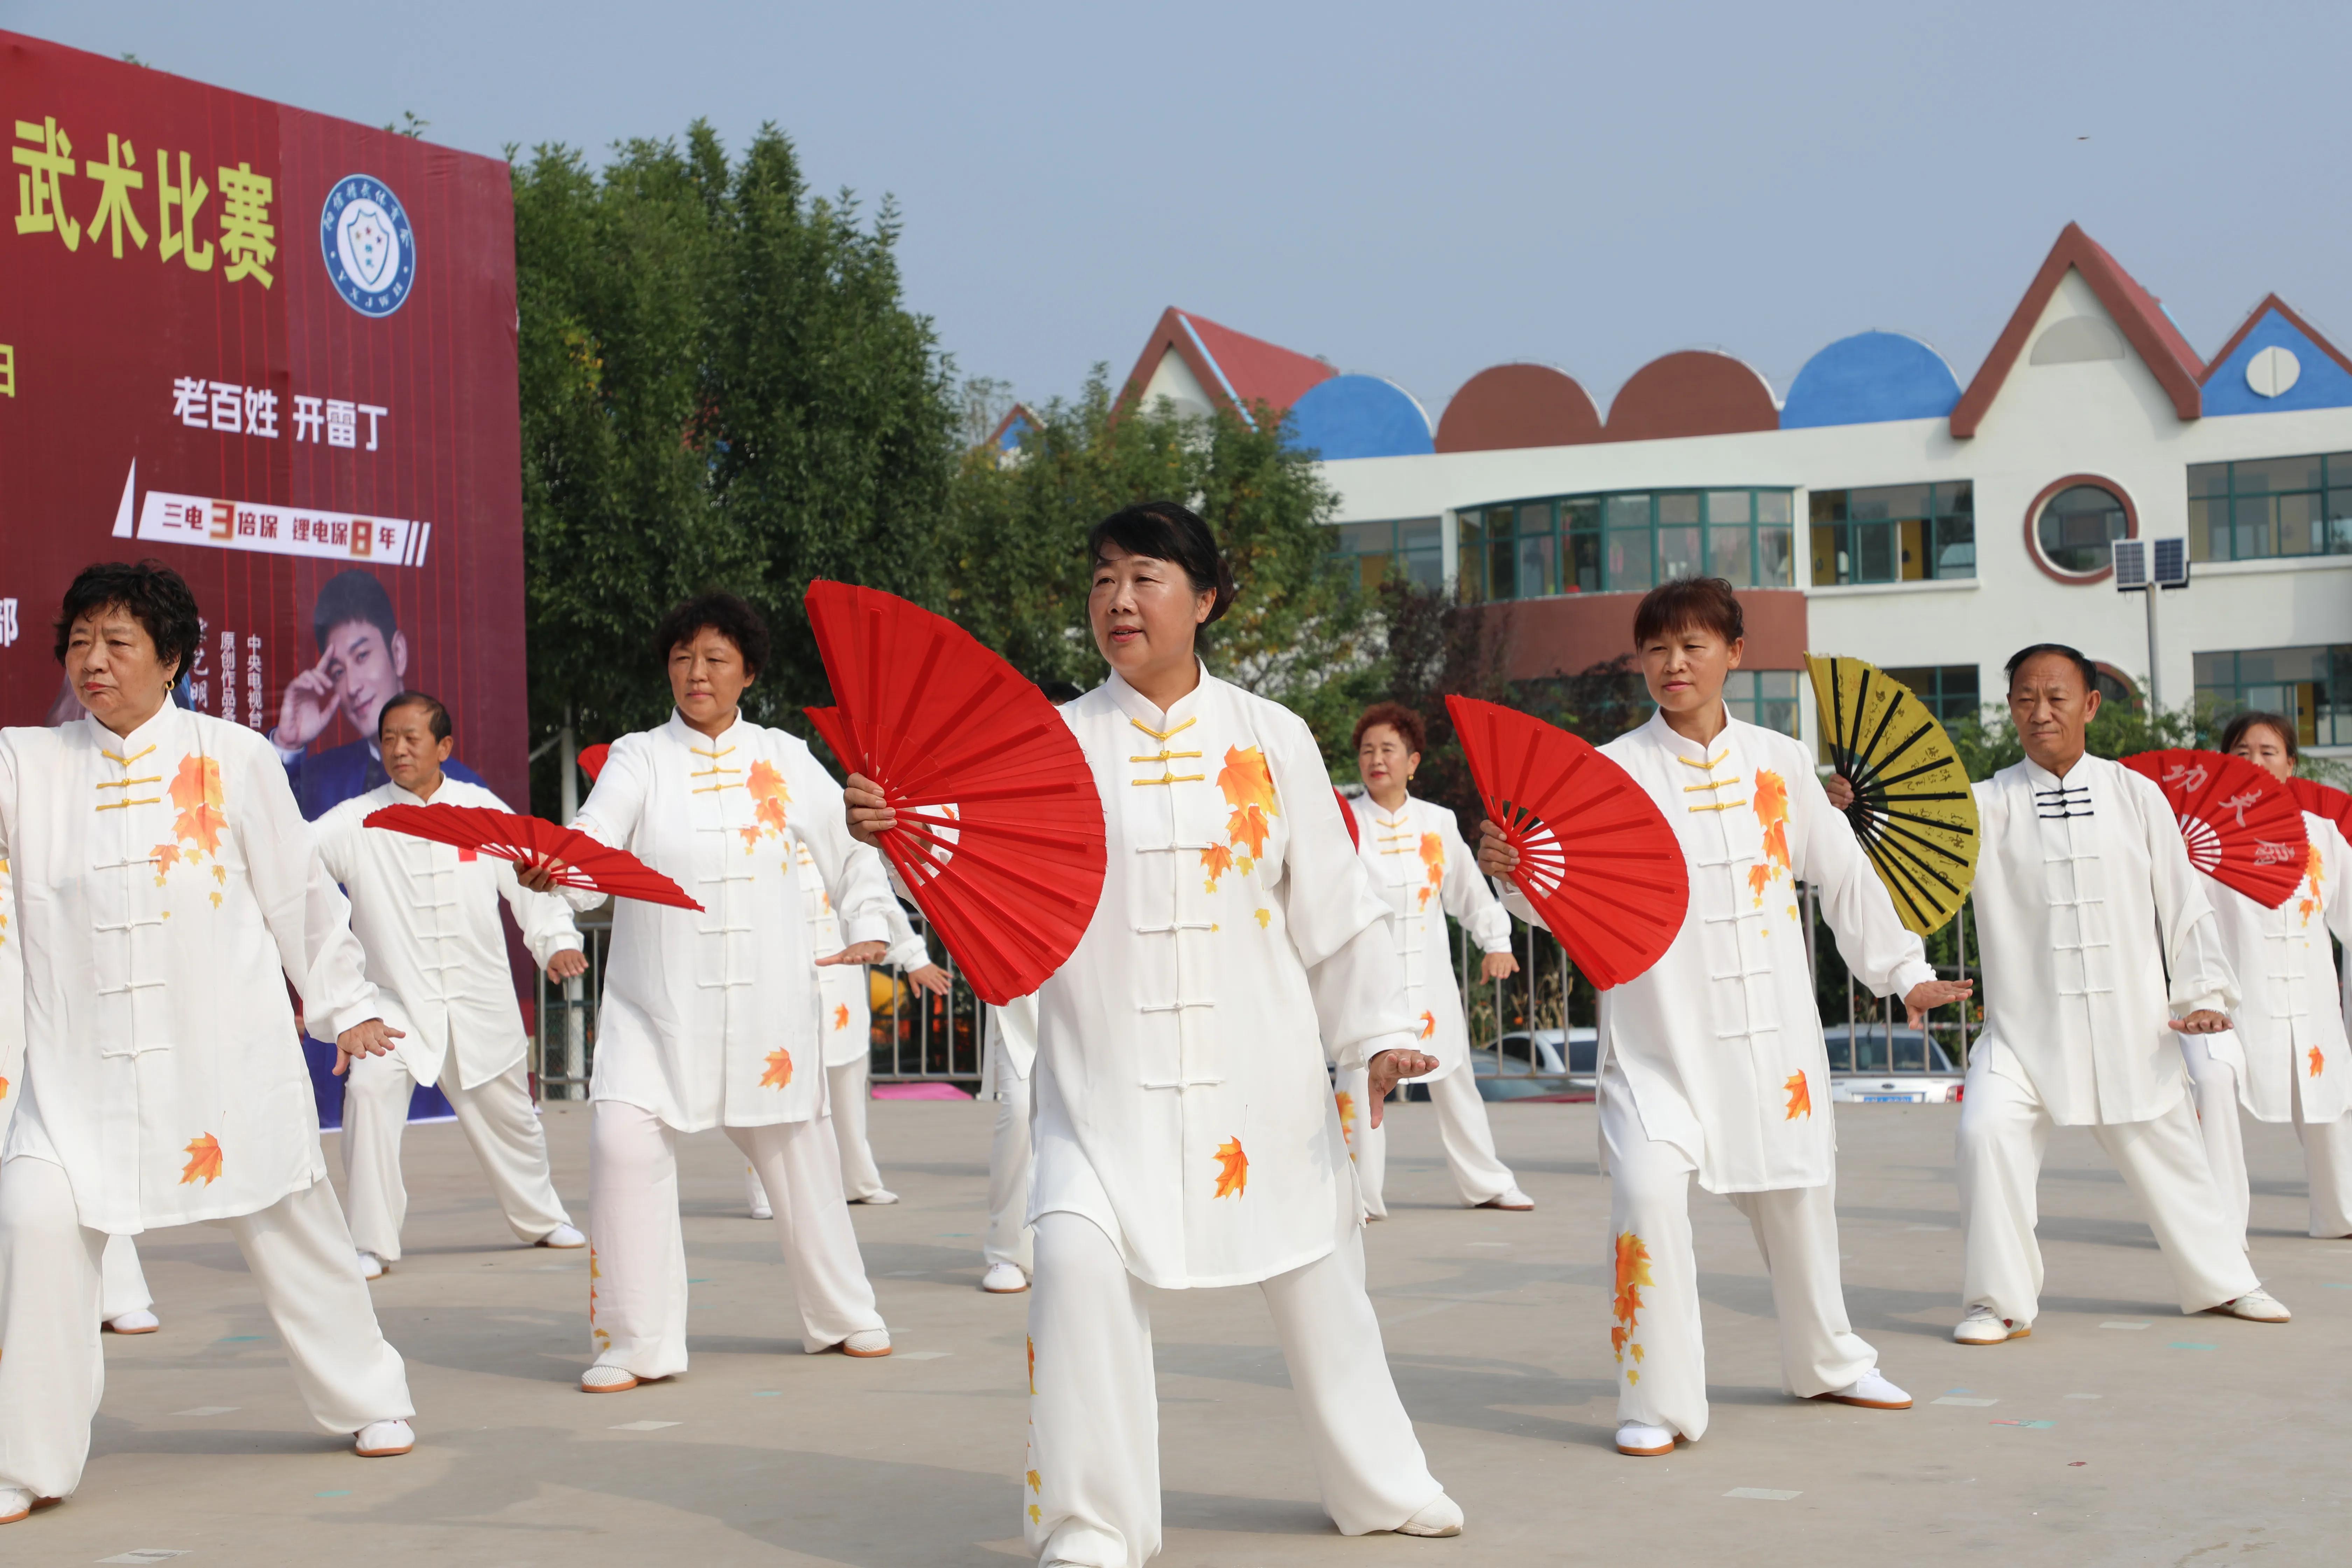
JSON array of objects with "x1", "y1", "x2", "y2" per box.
[
  {"x1": 1337, "y1": 702, "x2": 1530, "y2": 1216},
  {"x1": 2179, "y1": 711, "x2": 2352, "y2": 1241},
  {"x1": 849, "y1": 502, "x2": 1462, "y2": 1565},
  {"x1": 531, "y1": 593, "x2": 901, "y2": 1392},
  {"x1": 978, "y1": 995, "x2": 1039, "y2": 1293}
]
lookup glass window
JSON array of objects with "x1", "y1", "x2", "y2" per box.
[
  {"x1": 1332, "y1": 517, "x2": 1442, "y2": 594},
  {"x1": 1447, "y1": 488, "x2": 1796, "y2": 599},
  {"x1": 1808, "y1": 481, "x2": 1975, "y2": 585},
  {"x1": 1882, "y1": 664, "x2": 1981, "y2": 724},
  {"x1": 1398, "y1": 517, "x2": 1443, "y2": 590},
  {"x1": 2195, "y1": 644, "x2": 2352, "y2": 749},
  {"x1": 2186, "y1": 451, "x2": 2352, "y2": 562},
  {"x1": 1724, "y1": 670, "x2": 1800, "y2": 737},
  {"x1": 2035, "y1": 483, "x2": 2129, "y2": 575}
]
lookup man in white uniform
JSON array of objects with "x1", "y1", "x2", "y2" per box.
[
  {"x1": 1947, "y1": 645, "x2": 2287, "y2": 1341},
  {"x1": 313, "y1": 692, "x2": 589, "y2": 1279},
  {"x1": 1483, "y1": 578, "x2": 1964, "y2": 1458},
  {"x1": 2178, "y1": 712, "x2": 2352, "y2": 1242},
  {"x1": 1341, "y1": 702, "x2": 1530, "y2": 1215},
  {"x1": 0, "y1": 563, "x2": 415, "y2": 1527},
  {"x1": 979, "y1": 995, "x2": 1038, "y2": 1293}
]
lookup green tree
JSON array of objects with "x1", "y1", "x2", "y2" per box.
[
  {"x1": 940, "y1": 372, "x2": 1381, "y2": 764},
  {"x1": 512, "y1": 122, "x2": 958, "y2": 811}
]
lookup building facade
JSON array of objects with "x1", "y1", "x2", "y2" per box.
[{"x1": 1119, "y1": 226, "x2": 2352, "y2": 756}]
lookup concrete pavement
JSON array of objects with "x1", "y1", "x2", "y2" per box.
[{"x1": 14, "y1": 1094, "x2": 2351, "y2": 1566}]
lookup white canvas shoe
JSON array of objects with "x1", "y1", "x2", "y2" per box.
[
  {"x1": 580, "y1": 1365, "x2": 640, "y2": 1392},
  {"x1": 1818, "y1": 1368, "x2": 1912, "y2": 1409},
  {"x1": 357, "y1": 1251, "x2": 387, "y2": 1281},
  {"x1": 537, "y1": 1223, "x2": 587, "y2": 1250},
  {"x1": 0, "y1": 1488, "x2": 34, "y2": 1525},
  {"x1": 851, "y1": 1189, "x2": 900, "y2": 1205},
  {"x1": 840, "y1": 1329, "x2": 892, "y2": 1357},
  {"x1": 1953, "y1": 1306, "x2": 2029, "y2": 1344},
  {"x1": 354, "y1": 1419, "x2": 414, "y2": 1457},
  {"x1": 1395, "y1": 1493, "x2": 1464, "y2": 1536},
  {"x1": 1617, "y1": 1421, "x2": 1675, "y2": 1456},
  {"x1": 104, "y1": 1309, "x2": 161, "y2": 1334},
  {"x1": 2213, "y1": 1287, "x2": 2291, "y2": 1323},
  {"x1": 980, "y1": 1262, "x2": 1030, "y2": 1294},
  {"x1": 1478, "y1": 1188, "x2": 1535, "y2": 1211}
]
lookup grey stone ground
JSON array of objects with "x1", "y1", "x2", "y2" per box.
[{"x1": 14, "y1": 1096, "x2": 2350, "y2": 1566}]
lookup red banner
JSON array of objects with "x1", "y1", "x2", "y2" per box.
[{"x1": 0, "y1": 31, "x2": 526, "y2": 818}]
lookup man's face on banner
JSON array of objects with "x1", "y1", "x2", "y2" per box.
[{"x1": 324, "y1": 617, "x2": 409, "y2": 736}]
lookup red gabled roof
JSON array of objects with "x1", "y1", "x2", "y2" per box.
[
  {"x1": 1118, "y1": 307, "x2": 1335, "y2": 423},
  {"x1": 2200, "y1": 293, "x2": 2352, "y2": 386},
  {"x1": 1949, "y1": 223, "x2": 2204, "y2": 437}
]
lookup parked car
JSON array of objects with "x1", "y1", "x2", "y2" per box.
[
  {"x1": 1450, "y1": 1028, "x2": 1596, "y2": 1102},
  {"x1": 1819, "y1": 1023, "x2": 1963, "y2": 1102}
]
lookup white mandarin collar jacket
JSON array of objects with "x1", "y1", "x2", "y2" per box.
[
  {"x1": 2202, "y1": 813, "x2": 2351, "y2": 1124},
  {"x1": 314, "y1": 776, "x2": 584, "y2": 1091},
  {"x1": 1345, "y1": 792, "x2": 1512, "y2": 1083},
  {"x1": 1969, "y1": 753, "x2": 2239, "y2": 1127},
  {"x1": 0, "y1": 709, "x2": 382, "y2": 1232},
  {"x1": 1031, "y1": 666, "x2": 1415, "y2": 1289},
  {"x1": 1507, "y1": 707, "x2": 1936, "y2": 1194},
  {"x1": 568, "y1": 712, "x2": 895, "y2": 1131}
]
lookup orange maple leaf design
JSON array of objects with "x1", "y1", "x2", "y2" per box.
[
  {"x1": 747, "y1": 758, "x2": 790, "y2": 836},
  {"x1": 1227, "y1": 803, "x2": 1272, "y2": 862},
  {"x1": 1419, "y1": 1010, "x2": 1436, "y2": 1040},
  {"x1": 1253, "y1": 907, "x2": 1270, "y2": 929},
  {"x1": 1212, "y1": 1136, "x2": 1248, "y2": 1198},
  {"x1": 740, "y1": 825, "x2": 762, "y2": 852},
  {"x1": 150, "y1": 842, "x2": 181, "y2": 877},
  {"x1": 1334, "y1": 1090, "x2": 1357, "y2": 1147},
  {"x1": 0, "y1": 1075, "x2": 10, "y2": 1100},
  {"x1": 1611, "y1": 1231, "x2": 1653, "y2": 1328},
  {"x1": 1784, "y1": 1070, "x2": 1813, "y2": 1120},
  {"x1": 168, "y1": 754, "x2": 226, "y2": 858},
  {"x1": 180, "y1": 1131, "x2": 223, "y2": 1185},
  {"x1": 1419, "y1": 831, "x2": 1445, "y2": 883},
  {"x1": 1199, "y1": 842, "x2": 1234, "y2": 890},
  {"x1": 1026, "y1": 1469, "x2": 1041, "y2": 1493},
  {"x1": 832, "y1": 1003, "x2": 852, "y2": 1031},
  {"x1": 1027, "y1": 1334, "x2": 1035, "y2": 1394},
  {"x1": 1217, "y1": 746, "x2": 1278, "y2": 814},
  {"x1": 2311, "y1": 1046, "x2": 2326, "y2": 1079},
  {"x1": 1749, "y1": 768, "x2": 1791, "y2": 904},
  {"x1": 760, "y1": 1047, "x2": 794, "y2": 1089}
]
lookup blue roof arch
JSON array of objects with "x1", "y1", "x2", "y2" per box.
[
  {"x1": 1282, "y1": 373, "x2": 1434, "y2": 460},
  {"x1": 1780, "y1": 331, "x2": 1962, "y2": 429},
  {"x1": 2201, "y1": 306, "x2": 2352, "y2": 416}
]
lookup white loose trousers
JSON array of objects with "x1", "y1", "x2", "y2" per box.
[
  {"x1": 0, "y1": 1157, "x2": 411, "y2": 1500},
  {"x1": 827, "y1": 1057, "x2": 888, "y2": 1200},
  {"x1": 1598, "y1": 1063, "x2": 1875, "y2": 1440},
  {"x1": 1956, "y1": 1054, "x2": 2260, "y2": 1323},
  {"x1": 1022, "y1": 1212, "x2": 1440, "y2": 1568},
  {"x1": 98, "y1": 1234, "x2": 150, "y2": 1321},
  {"x1": 986, "y1": 1066, "x2": 1035, "y2": 1274},
  {"x1": 2181, "y1": 1035, "x2": 2352, "y2": 1242},
  {"x1": 1333, "y1": 1065, "x2": 1516, "y2": 1216},
  {"x1": 340, "y1": 1054, "x2": 573, "y2": 1262},
  {"x1": 586, "y1": 1101, "x2": 883, "y2": 1376}
]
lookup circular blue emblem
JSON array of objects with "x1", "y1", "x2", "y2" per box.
[{"x1": 320, "y1": 174, "x2": 416, "y2": 318}]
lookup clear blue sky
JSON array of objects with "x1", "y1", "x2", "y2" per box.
[{"x1": 15, "y1": 1, "x2": 2348, "y2": 417}]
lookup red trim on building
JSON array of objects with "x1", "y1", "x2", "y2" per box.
[
  {"x1": 2021, "y1": 472, "x2": 2138, "y2": 585},
  {"x1": 1116, "y1": 307, "x2": 1334, "y2": 419},
  {"x1": 1950, "y1": 224, "x2": 2204, "y2": 438},
  {"x1": 2199, "y1": 293, "x2": 2352, "y2": 386}
]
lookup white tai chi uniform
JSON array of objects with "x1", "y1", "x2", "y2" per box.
[
  {"x1": 1503, "y1": 707, "x2": 1936, "y2": 1441},
  {"x1": 981, "y1": 995, "x2": 1038, "y2": 1276},
  {"x1": 794, "y1": 841, "x2": 930, "y2": 1203},
  {"x1": 1957, "y1": 755, "x2": 2260, "y2": 1324},
  {"x1": 1024, "y1": 667, "x2": 1442, "y2": 1567},
  {"x1": 568, "y1": 712, "x2": 896, "y2": 1375},
  {"x1": 2180, "y1": 812, "x2": 2352, "y2": 1241},
  {"x1": 0, "y1": 863, "x2": 152, "y2": 1323},
  {"x1": 314, "y1": 777, "x2": 585, "y2": 1263},
  {"x1": 1335, "y1": 793, "x2": 1517, "y2": 1213},
  {"x1": 0, "y1": 710, "x2": 411, "y2": 1500}
]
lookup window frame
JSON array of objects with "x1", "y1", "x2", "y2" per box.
[
  {"x1": 1457, "y1": 487, "x2": 1796, "y2": 602},
  {"x1": 2194, "y1": 643, "x2": 2351, "y2": 750},
  {"x1": 1807, "y1": 481, "x2": 1976, "y2": 586},
  {"x1": 1331, "y1": 516, "x2": 1444, "y2": 593},
  {"x1": 2023, "y1": 474, "x2": 2137, "y2": 584},
  {"x1": 2186, "y1": 450, "x2": 2352, "y2": 564}
]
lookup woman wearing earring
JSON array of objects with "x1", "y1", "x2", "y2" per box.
[
  {"x1": 1339, "y1": 703, "x2": 1532, "y2": 1216},
  {"x1": 532, "y1": 592, "x2": 900, "y2": 1391},
  {"x1": 2180, "y1": 712, "x2": 2352, "y2": 1242},
  {"x1": 847, "y1": 502, "x2": 1462, "y2": 1564}
]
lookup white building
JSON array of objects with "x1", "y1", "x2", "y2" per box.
[{"x1": 1117, "y1": 226, "x2": 2352, "y2": 757}]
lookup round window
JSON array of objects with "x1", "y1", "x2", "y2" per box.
[{"x1": 2034, "y1": 483, "x2": 2131, "y2": 575}]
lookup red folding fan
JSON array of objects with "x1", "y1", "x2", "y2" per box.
[
  {"x1": 2121, "y1": 749, "x2": 2307, "y2": 908},
  {"x1": 364, "y1": 803, "x2": 704, "y2": 911},
  {"x1": 802, "y1": 581, "x2": 1106, "y2": 1006},
  {"x1": 577, "y1": 742, "x2": 611, "y2": 782},
  {"x1": 1444, "y1": 695, "x2": 1687, "y2": 988},
  {"x1": 2287, "y1": 776, "x2": 2352, "y2": 843},
  {"x1": 1336, "y1": 788, "x2": 1362, "y2": 851}
]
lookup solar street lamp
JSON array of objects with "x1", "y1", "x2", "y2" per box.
[{"x1": 2112, "y1": 537, "x2": 2189, "y2": 712}]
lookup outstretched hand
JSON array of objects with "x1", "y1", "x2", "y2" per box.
[
  {"x1": 844, "y1": 773, "x2": 895, "y2": 849},
  {"x1": 1366, "y1": 1048, "x2": 1437, "y2": 1127},
  {"x1": 1479, "y1": 949, "x2": 1520, "y2": 982},
  {"x1": 2170, "y1": 1009, "x2": 2232, "y2": 1035},
  {"x1": 816, "y1": 941, "x2": 889, "y2": 968},
  {"x1": 1903, "y1": 977, "x2": 1973, "y2": 1028},
  {"x1": 1475, "y1": 819, "x2": 1518, "y2": 880},
  {"x1": 903, "y1": 962, "x2": 953, "y2": 998},
  {"x1": 333, "y1": 1017, "x2": 406, "y2": 1077}
]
